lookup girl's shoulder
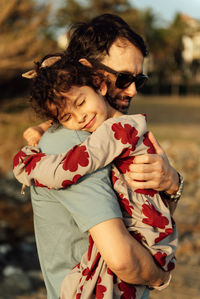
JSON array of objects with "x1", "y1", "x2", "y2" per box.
[{"x1": 104, "y1": 113, "x2": 147, "y2": 127}]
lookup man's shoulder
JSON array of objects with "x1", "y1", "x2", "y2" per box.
[{"x1": 38, "y1": 126, "x2": 90, "y2": 154}]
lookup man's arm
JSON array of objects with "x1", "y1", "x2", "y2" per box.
[{"x1": 90, "y1": 218, "x2": 169, "y2": 286}]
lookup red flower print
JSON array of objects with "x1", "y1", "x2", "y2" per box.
[
  {"x1": 34, "y1": 180, "x2": 49, "y2": 188},
  {"x1": 155, "y1": 228, "x2": 173, "y2": 243},
  {"x1": 112, "y1": 122, "x2": 139, "y2": 150},
  {"x1": 143, "y1": 132, "x2": 155, "y2": 154},
  {"x1": 88, "y1": 235, "x2": 94, "y2": 261},
  {"x1": 72, "y1": 263, "x2": 80, "y2": 270},
  {"x1": 130, "y1": 231, "x2": 143, "y2": 243},
  {"x1": 118, "y1": 193, "x2": 134, "y2": 216},
  {"x1": 62, "y1": 174, "x2": 82, "y2": 188},
  {"x1": 82, "y1": 267, "x2": 90, "y2": 276},
  {"x1": 118, "y1": 281, "x2": 136, "y2": 299},
  {"x1": 62, "y1": 145, "x2": 89, "y2": 172},
  {"x1": 85, "y1": 252, "x2": 101, "y2": 281},
  {"x1": 111, "y1": 170, "x2": 118, "y2": 186},
  {"x1": 96, "y1": 277, "x2": 107, "y2": 299},
  {"x1": 13, "y1": 150, "x2": 27, "y2": 169},
  {"x1": 76, "y1": 286, "x2": 83, "y2": 299},
  {"x1": 107, "y1": 268, "x2": 117, "y2": 284},
  {"x1": 115, "y1": 151, "x2": 134, "y2": 174},
  {"x1": 142, "y1": 203, "x2": 169, "y2": 228},
  {"x1": 24, "y1": 153, "x2": 46, "y2": 175},
  {"x1": 107, "y1": 268, "x2": 113, "y2": 276},
  {"x1": 141, "y1": 113, "x2": 147, "y2": 120},
  {"x1": 134, "y1": 188, "x2": 157, "y2": 197},
  {"x1": 154, "y1": 252, "x2": 167, "y2": 267}
]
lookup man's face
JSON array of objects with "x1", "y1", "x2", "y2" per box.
[{"x1": 101, "y1": 38, "x2": 144, "y2": 113}]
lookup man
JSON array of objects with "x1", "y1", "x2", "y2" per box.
[{"x1": 24, "y1": 14, "x2": 183, "y2": 298}]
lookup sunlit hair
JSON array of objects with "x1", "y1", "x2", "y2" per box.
[
  {"x1": 30, "y1": 54, "x2": 104, "y2": 123},
  {"x1": 66, "y1": 13, "x2": 148, "y2": 62}
]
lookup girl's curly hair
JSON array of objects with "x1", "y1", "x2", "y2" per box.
[{"x1": 30, "y1": 53, "x2": 104, "y2": 123}]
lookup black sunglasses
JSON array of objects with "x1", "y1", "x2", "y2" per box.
[{"x1": 90, "y1": 60, "x2": 148, "y2": 90}]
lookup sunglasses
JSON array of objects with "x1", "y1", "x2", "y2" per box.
[{"x1": 90, "y1": 60, "x2": 148, "y2": 90}]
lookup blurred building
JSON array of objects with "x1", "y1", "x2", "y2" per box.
[{"x1": 181, "y1": 14, "x2": 200, "y2": 63}]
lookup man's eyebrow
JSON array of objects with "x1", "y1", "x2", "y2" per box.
[{"x1": 119, "y1": 69, "x2": 142, "y2": 75}]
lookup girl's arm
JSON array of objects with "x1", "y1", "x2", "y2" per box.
[
  {"x1": 23, "y1": 120, "x2": 52, "y2": 146},
  {"x1": 13, "y1": 115, "x2": 147, "y2": 189}
]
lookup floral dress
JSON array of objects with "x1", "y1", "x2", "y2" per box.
[{"x1": 13, "y1": 114, "x2": 177, "y2": 299}]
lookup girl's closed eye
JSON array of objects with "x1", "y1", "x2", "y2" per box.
[
  {"x1": 61, "y1": 114, "x2": 71, "y2": 122},
  {"x1": 77, "y1": 98, "x2": 85, "y2": 106}
]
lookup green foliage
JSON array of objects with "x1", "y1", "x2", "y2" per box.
[{"x1": 0, "y1": 0, "x2": 58, "y2": 82}]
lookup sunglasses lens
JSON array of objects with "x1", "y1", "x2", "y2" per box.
[
  {"x1": 135, "y1": 75, "x2": 148, "y2": 89},
  {"x1": 116, "y1": 73, "x2": 148, "y2": 90},
  {"x1": 116, "y1": 73, "x2": 134, "y2": 89}
]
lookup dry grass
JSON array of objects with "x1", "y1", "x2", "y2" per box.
[{"x1": 129, "y1": 95, "x2": 200, "y2": 144}]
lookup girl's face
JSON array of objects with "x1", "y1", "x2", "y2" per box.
[{"x1": 56, "y1": 85, "x2": 111, "y2": 132}]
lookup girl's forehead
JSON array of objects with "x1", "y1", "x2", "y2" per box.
[{"x1": 61, "y1": 86, "x2": 81, "y2": 99}]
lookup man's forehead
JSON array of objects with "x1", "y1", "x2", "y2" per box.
[{"x1": 101, "y1": 40, "x2": 144, "y2": 74}]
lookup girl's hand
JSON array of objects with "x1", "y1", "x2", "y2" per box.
[{"x1": 23, "y1": 126, "x2": 44, "y2": 146}]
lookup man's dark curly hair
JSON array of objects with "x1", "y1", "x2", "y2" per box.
[
  {"x1": 30, "y1": 53, "x2": 104, "y2": 123},
  {"x1": 66, "y1": 13, "x2": 148, "y2": 62}
]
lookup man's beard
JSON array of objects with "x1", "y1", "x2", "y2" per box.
[
  {"x1": 103, "y1": 76, "x2": 132, "y2": 114},
  {"x1": 106, "y1": 89, "x2": 132, "y2": 114}
]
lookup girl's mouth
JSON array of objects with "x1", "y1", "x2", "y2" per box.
[{"x1": 84, "y1": 115, "x2": 96, "y2": 129}]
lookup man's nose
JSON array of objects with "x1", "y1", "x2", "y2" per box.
[{"x1": 123, "y1": 82, "x2": 137, "y2": 97}]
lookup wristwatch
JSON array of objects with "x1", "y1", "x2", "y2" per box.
[{"x1": 161, "y1": 173, "x2": 184, "y2": 203}]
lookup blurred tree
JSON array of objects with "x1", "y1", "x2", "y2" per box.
[
  {"x1": 55, "y1": 0, "x2": 138, "y2": 28},
  {"x1": 52, "y1": 0, "x2": 199, "y2": 94},
  {"x1": 0, "y1": 0, "x2": 57, "y2": 83}
]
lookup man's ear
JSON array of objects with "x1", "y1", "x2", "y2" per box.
[
  {"x1": 79, "y1": 58, "x2": 92, "y2": 68},
  {"x1": 99, "y1": 81, "x2": 107, "y2": 96}
]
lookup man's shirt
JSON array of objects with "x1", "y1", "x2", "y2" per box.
[{"x1": 31, "y1": 126, "x2": 122, "y2": 299}]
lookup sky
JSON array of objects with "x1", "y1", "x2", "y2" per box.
[{"x1": 132, "y1": 0, "x2": 200, "y2": 23}]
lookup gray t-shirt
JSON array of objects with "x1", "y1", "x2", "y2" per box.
[{"x1": 31, "y1": 126, "x2": 122, "y2": 299}]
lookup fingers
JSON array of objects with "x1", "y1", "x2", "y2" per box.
[
  {"x1": 129, "y1": 154, "x2": 164, "y2": 171},
  {"x1": 127, "y1": 171, "x2": 160, "y2": 182},
  {"x1": 148, "y1": 131, "x2": 164, "y2": 155},
  {"x1": 130, "y1": 154, "x2": 157, "y2": 165},
  {"x1": 127, "y1": 179, "x2": 162, "y2": 191},
  {"x1": 127, "y1": 170, "x2": 164, "y2": 191},
  {"x1": 23, "y1": 127, "x2": 41, "y2": 146}
]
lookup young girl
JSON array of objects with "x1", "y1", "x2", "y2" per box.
[{"x1": 13, "y1": 56, "x2": 177, "y2": 298}]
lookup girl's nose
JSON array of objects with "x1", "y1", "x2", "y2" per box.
[
  {"x1": 76, "y1": 112, "x2": 87, "y2": 123},
  {"x1": 124, "y1": 82, "x2": 137, "y2": 98}
]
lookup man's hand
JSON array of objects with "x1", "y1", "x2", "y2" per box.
[
  {"x1": 23, "y1": 126, "x2": 44, "y2": 146},
  {"x1": 128, "y1": 131, "x2": 179, "y2": 194}
]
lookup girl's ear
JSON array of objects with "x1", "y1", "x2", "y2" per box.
[
  {"x1": 79, "y1": 58, "x2": 92, "y2": 67},
  {"x1": 99, "y1": 81, "x2": 107, "y2": 96}
]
